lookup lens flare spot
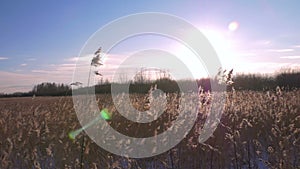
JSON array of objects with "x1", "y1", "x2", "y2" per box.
[
  {"x1": 101, "y1": 108, "x2": 111, "y2": 120},
  {"x1": 228, "y1": 21, "x2": 239, "y2": 31},
  {"x1": 68, "y1": 129, "x2": 82, "y2": 140},
  {"x1": 68, "y1": 108, "x2": 111, "y2": 141}
]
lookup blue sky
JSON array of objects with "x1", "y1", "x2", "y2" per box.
[{"x1": 1, "y1": 0, "x2": 300, "y2": 93}]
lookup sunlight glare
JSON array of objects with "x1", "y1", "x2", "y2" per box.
[
  {"x1": 201, "y1": 29, "x2": 239, "y2": 70},
  {"x1": 171, "y1": 28, "x2": 240, "y2": 78},
  {"x1": 228, "y1": 21, "x2": 239, "y2": 32}
]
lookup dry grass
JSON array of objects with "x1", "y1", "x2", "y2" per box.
[{"x1": 0, "y1": 90, "x2": 299, "y2": 168}]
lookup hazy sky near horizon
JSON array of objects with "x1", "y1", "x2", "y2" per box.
[{"x1": 1, "y1": 0, "x2": 300, "y2": 93}]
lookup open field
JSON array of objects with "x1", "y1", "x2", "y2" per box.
[{"x1": 0, "y1": 90, "x2": 299, "y2": 169}]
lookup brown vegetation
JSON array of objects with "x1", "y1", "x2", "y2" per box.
[{"x1": 0, "y1": 90, "x2": 299, "y2": 168}]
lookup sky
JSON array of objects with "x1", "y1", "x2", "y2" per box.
[{"x1": 0, "y1": 0, "x2": 300, "y2": 93}]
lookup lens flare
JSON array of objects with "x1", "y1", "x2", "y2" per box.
[
  {"x1": 100, "y1": 108, "x2": 111, "y2": 120},
  {"x1": 68, "y1": 108, "x2": 111, "y2": 140},
  {"x1": 228, "y1": 21, "x2": 239, "y2": 31}
]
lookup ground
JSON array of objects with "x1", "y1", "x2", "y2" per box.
[{"x1": 0, "y1": 90, "x2": 299, "y2": 168}]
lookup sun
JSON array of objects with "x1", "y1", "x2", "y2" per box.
[
  {"x1": 201, "y1": 29, "x2": 239, "y2": 70},
  {"x1": 170, "y1": 28, "x2": 240, "y2": 78}
]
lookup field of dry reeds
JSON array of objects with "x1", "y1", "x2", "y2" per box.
[{"x1": 0, "y1": 90, "x2": 299, "y2": 169}]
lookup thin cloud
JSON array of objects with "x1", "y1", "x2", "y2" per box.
[
  {"x1": 26, "y1": 58, "x2": 36, "y2": 61},
  {"x1": 234, "y1": 62, "x2": 300, "y2": 74},
  {"x1": 267, "y1": 49, "x2": 294, "y2": 52},
  {"x1": 20, "y1": 63, "x2": 27, "y2": 66},
  {"x1": 66, "y1": 54, "x2": 93, "y2": 63},
  {"x1": 67, "y1": 53, "x2": 126, "y2": 64},
  {"x1": 280, "y1": 56, "x2": 300, "y2": 59},
  {"x1": 31, "y1": 69, "x2": 56, "y2": 74},
  {"x1": 0, "y1": 71, "x2": 39, "y2": 93},
  {"x1": 254, "y1": 40, "x2": 272, "y2": 46},
  {"x1": 291, "y1": 45, "x2": 300, "y2": 48},
  {"x1": 238, "y1": 52, "x2": 257, "y2": 57},
  {"x1": 0, "y1": 57, "x2": 8, "y2": 60}
]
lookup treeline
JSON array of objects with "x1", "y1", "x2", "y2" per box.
[
  {"x1": 32, "y1": 82, "x2": 71, "y2": 96},
  {"x1": 0, "y1": 70, "x2": 299, "y2": 97},
  {"x1": 0, "y1": 83, "x2": 71, "y2": 98},
  {"x1": 234, "y1": 71, "x2": 300, "y2": 90},
  {"x1": 70, "y1": 70, "x2": 300, "y2": 94}
]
